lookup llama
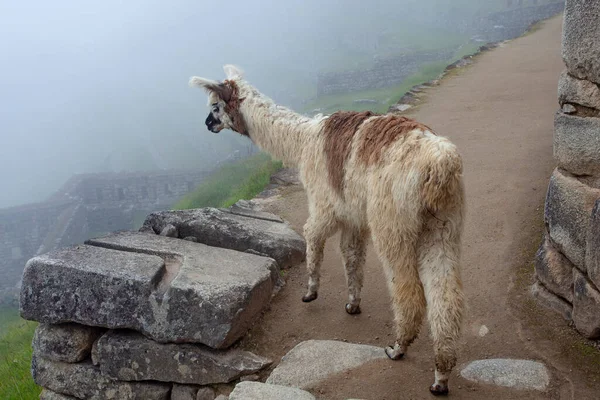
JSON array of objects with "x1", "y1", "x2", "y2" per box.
[{"x1": 190, "y1": 65, "x2": 465, "y2": 396}]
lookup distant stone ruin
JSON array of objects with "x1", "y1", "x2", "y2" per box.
[
  {"x1": 533, "y1": 0, "x2": 600, "y2": 339},
  {"x1": 315, "y1": 1, "x2": 564, "y2": 98},
  {"x1": 0, "y1": 168, "x2": 213, "y2": 300},
  {"x1": 20, "y1": 200, "x2": 306, "y2": 399}
]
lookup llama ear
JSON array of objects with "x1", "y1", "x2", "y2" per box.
[
  {"x1": 189, "y1": 76, "x2": 233, "y2": 102},
  {"x1": 223, "y1": 64, "x2": 244, "y2": 80},
  {"x1": 189, "y1": 76, "x2": 222, "y2": 92}
]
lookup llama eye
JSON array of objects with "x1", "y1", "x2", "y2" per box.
[{"x1": 212, "y1": 105, "x2": 219, "y2": 113}]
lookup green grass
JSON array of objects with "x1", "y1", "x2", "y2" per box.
[
  {"x1": 173, "y1": 153, "x2": 283, "y2": 210},
  {"x1": 0, "y1": 307, "x2": 40, "y2": 400}
]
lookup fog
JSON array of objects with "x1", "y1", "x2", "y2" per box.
[{"x1": 0, "y1": 0, "x2": 500, "y2": 208}]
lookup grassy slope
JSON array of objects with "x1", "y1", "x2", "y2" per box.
[
  {"x1": 173, "y1": 153, "x2": 283, "y2": 210},
  {"x1": 0, "y1": 308, "x2": 40, "y2": 400}
]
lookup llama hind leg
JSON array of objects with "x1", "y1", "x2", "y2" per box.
[
  {"x1": 372, "y1": 234, "x2": 426, "y2": 360},
  {"x1": 340, "y1": 227, "x2": 367, "y2": 314},
  {"x1": 419, "y1": 220, "x2": 464, "y2": 395},
  {"x1": 302, "y1": 214, "x2": 338, "y2": 302}
]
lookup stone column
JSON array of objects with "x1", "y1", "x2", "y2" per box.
[{"x1": 534, "y1": 0, "x2": 600, "y2": 339}]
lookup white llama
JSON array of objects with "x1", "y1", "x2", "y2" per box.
[{"x1": 190, "y1": 65, "x2": 465, "y2": 396}]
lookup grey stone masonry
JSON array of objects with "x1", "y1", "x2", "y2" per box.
[
  {"x1": 534, "y1": 0, "x2": 600, "y2": 342},
  {"x1": 562, "y1": 0, "x2": 600, "y2": 84},
  {"x1": 544, "y1": 168, "x2": 600, "y2": 270},
  {"x1": 558, "y1": 70, "x2": 600, "y2": 111},
  {"x1": 32, "y1": 356, "x2": 171, "y2": 400},
  {"x1": 140, "y1": 207, "x2": 305, "y2": 269},
  {"x1": 21, "y1": 231, "x2": 280, "y2": 348},
  {"x1": 94, "y1": 330, "x2": 271, "y2": 384},
  {"x1": 554, "y1": 113, "x2": 600, "y2": 178},
  {"x1": 230, "y1": 382, "x2": 316, "y2": 400},
  {"x1": 572, "y1": 268, "x2": 600, "y2": 339},
  {"x1": 33, "y1": 323, "x2": 103, "y2": 363}
]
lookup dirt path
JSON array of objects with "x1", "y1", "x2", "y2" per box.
[{"x1": 240, "y1": 15, "x2": 600, "y2": 399}]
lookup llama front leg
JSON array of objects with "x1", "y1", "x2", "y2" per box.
[
  {"x1": 301, "y1": 215, "x2": 338, "y2": 302},
  {"x1": 340, "y1": 227, "x2": 367, "y2": 314}
]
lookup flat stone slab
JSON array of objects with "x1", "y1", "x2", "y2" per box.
[
  {"x1": 230, "y1": 382, "x2": 315, "y2": 400},
  {"x1": 94, "y1": 330, "x2": 271, "y2": 385},
  {"x1": 32, "y1": 356, "x2": 170, "y2": 400},
  {"x1": 266, "y1": 340, "x2": 387, "y2": 389},
  {"x1": 140, "y1": 207, "x2": 305, "y2": 268},
  {"x1": 460, "y1": 359, "x2": 550, "y2": 391},
  {"x1": 21, "y1": 232, "x2": 279, "y2": 348},
  {"x1": 33, "y1": 323, "x2": 103, "y2": 363}
]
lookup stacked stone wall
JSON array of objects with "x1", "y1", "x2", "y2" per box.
[{"x1": 533, "y1": 0, "x2": 600, "y2": 339}]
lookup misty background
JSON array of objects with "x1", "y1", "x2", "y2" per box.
[{"x1": 0, "y1": 0, "x2": 504, "y2": 208}]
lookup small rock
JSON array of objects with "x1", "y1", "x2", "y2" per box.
[
  {"x1": 266, "y1": 340, "x2": 387, "y2": 389},
  {"x1": 230, "y1": 382, "x2": 315, "y2": 400},
  {"x1": 159, "y1": 224, "x2": 178, "y2": 238},
  {"x1": 460, "y1": 359, "x2": 550, "y2": 391},
  {"x1": 478, "y1": 325, "x2": 489, "y2": 337},
  {"x1": 562, "y1": 104, "x2": 577, "y2": 114},
  {"x1": 183, "y1": 236, "x2": 198, "y2": 242}
]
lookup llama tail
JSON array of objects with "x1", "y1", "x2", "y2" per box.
[{"x1": 420, "y1": 140, "x2": 464, "y2": 214}]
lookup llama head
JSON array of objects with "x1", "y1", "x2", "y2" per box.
[{"x1": 189, "y1": 65, "x2": 248, "y2": 136}]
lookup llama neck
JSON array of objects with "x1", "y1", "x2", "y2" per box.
[{"x1": 240, "y1": 90, "x2": 319, "y2": 166}]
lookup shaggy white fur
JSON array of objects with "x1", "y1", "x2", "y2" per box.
[{"x1": 190, "y1": 65, "x2": 465, "y2": 395}]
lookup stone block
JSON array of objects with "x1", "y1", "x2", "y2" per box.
[
  {"x1": 534, "y1": 235, "x2": 574, "y2": 302},
  {"x1": 460, "y1": 359, "x2": 549, "y2": 391},
  {"x1": 544, "y1": 168, "x2": 600, "y2": 269},
  {"x1": 558, "y1": 70, "x2": 600, "y2": 110},
  {"x1": 531, "y1": 282, "x2": 573, "y2": 321},
  {"x1": 562, "y1": 0, "x2": 600, "y2": 84},
  {"x1": 32, "y1": 323, "x2": 103, "y2": 363},
  {"x1": 22, "y1": 232, "x2": 279, "y2": 348},
  {"x1": 141, "y1": 208, "x2": 305, "y2": 268},
  {"x1": 572, "y1": 268, "x2": 600, "y2": 339},
  {"x1": 229, "y1": 382, "x2": 315, "y2": 400},
  {"x1": 554, "y1": 113, "x2": 600, "y2": 178},
  {"x1": 266, "y1": 340, "x2": 387, "y2": 389},
  {"x1": 32, "y1": 356, "x2": 170, "y2": 400},
  {"x1": 586, "y1": 199, "x2": 600, "y2": 288},
  {"x1": 95, "y1": 330, "x2": 271, "y2": 385}
]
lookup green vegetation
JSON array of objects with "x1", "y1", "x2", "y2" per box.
[
  {"x1": 0, "y1": 307, "x2": 40, "y2": 400},
  {"x1": 174, "y1": 153, "x2": 283, "y2": 210}
]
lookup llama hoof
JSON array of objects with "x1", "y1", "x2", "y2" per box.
[
  {"x1": 385, "y1": 344, "x2": 405, "y2": 360},
  {"x1": 429, "y1": 383, "x2": 449, "y2": 396},
  {"x1": 302, "y1": 292, "x2": 318, "y2": 302},
  {"x1": 345, "y1": 303, "x2": 361, "y2": 314}
]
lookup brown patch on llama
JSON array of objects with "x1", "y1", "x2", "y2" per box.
[
  {"x1": 323, "y1": 111, "x2": 374, "y2": 195},
  {"x1": 222, "y1": 80, "x2": 249, "y2": 136},
  {"x1": 358, "y1": 115, "x2": 433, "y2": 165}
]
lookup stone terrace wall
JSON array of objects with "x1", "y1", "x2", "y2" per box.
[
  {"x1": 533, "y1": 0, "x2": 600, "y2": 339},
  {"x1": 476, "y1": 1, "x2": 565, "y2": 43},
  {"x1": 20, "y1": 202, "x2": 306, "y2": 399},
  {"x1": 316, "y1": 49, "x2": 455, "y2": 97}
]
